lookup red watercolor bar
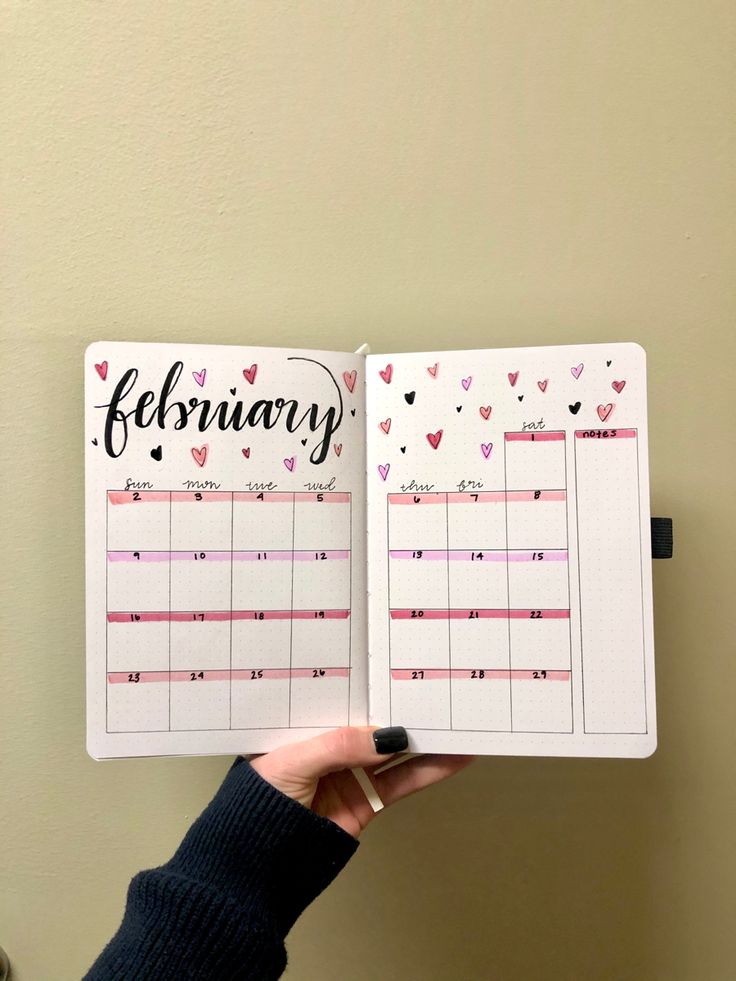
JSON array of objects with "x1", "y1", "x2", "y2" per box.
[
  {"x1": 171, "y1": 492, "x2": 230, "y2": 503},
  {"x1": 448, "y1": 492, "x2": 506, "y2": 504},
  {"x1": 391, "y1": 669, "x2": 571, "y2": 681},
  {"x1": 292, "y1": 492, "x2": 351, "y2": 504},
  {"x1": 575, "y1": 429, "x2": 637, "y2": 439},
  {"x1": 388, "y1": 493, "x2": 447, "y2": 505},
  {"x1": 389, "y1": 549, "x2": 567, "y2": 562},
  {"x1": 505, "y1": 490, "x2": 566, "y2": 502},
  {"x1": 108, "y1": 671, "x2": 171, "y2": 684},
  {"x1": 233, "y1": 492, "x2": 295, "y2": 503},
  {"x1": 390, "y1": 609, "x2": 570, "y2": 620},
  {"x1": 108, "y1": 491, "x2": 170, "y2": 504},
  {"x1": 108, "y1": 609, "x2": 351, "y2": 623},
  {"x1": 505, "y1": 431, "x2": 566, "y2": 442}
]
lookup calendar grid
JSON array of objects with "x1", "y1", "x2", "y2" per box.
[{"x1": 105, "y1": 490, "x2": 353, "y2": 733}]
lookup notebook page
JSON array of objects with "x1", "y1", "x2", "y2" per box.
[
  {"x1": 85, "y1": 342, "x2": 367, "y2": 759},
  {"x1": 366, "y1": 343, "x2": 655, "y2": 758}
]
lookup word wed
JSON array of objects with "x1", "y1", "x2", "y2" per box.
[{"x1": 98, "y1": 358, "x2": 343, "y2": 465}]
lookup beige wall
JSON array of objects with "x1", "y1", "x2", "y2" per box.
[{"x1": 2, "y1": 3, "x2": 735, "y2": 979}]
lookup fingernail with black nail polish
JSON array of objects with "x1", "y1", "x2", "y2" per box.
[{"x1": 373, "y1": 726, "x2": 408, "y2": 754}]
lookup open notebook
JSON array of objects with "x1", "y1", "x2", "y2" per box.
[{"x1": 85, "y1": 341, "x2": 655, "y2": 759}]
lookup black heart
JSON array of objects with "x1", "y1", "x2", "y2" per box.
[
  {"x1": 456, "y1": 405, "x2": 462, "y2": 413},
  {"x1": 301, "y1": 438, "x2": 307, "y2": 446},
  {"x1": 230, "y1": 387, "x2": 236, "y2": 395},
  {"x1": 151, "y1": 445, "x2": 163, "y2": 461},
  {"x1": 517, "y1": 395, "x2": 524, "y2": 402},
  {"x1": 91, "y1": 438, "x2": 98, "y2": 446},
  {"x1": 351, "y1": 408, "x2": 356, "y2": 417},
  {"x1": 606, "y1": 360, "x2": 612, "y2": 367},
  {"x1": 400, "y1": 446, "x2": 406, "y2": 454},
  {"x1": 569, "y1": 402, "x2": 581, "y2": 415},
  {"x1": 404, "y1": 391, "x2": 416, "y2": 405}
]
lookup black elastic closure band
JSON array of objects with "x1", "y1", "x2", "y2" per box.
[{"x1": 651, "y1": 517, "x2": 673, "y2": 559}]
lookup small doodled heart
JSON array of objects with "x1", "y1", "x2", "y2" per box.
[
  {"x1": 284, "y1": 456, "x2": 296, "y2": 472},
  {"x1": 301, "y1": 438, "x2": 307, "y2": 446},
  {"x1": 351, "y1": 408, "x2": 356, "y2": 417},
  {"x1": 479, "y1": 405, "x2": 492, "y2": 420},
  {"x1": 571, "y1": 363, "x2": 584, "y2": 380},
  {"x1": 378, "y1": 463, "x2": 390, "y2": 481},
  {"x1": 612, "y1": 380, "x2": 626, "y2": 394},
  {"x1": 537, "y1": 379, "x2": 548, "y2": 392},
  {"x1": 191, "y1": 445, "x2": 208, "y2": 468},
  {"x1": 151, "y1": 445, "x2": 162, "y2": 461},
  {"x1": 427, "y1": 363, "x2": 439, "y2": 378},
  {"x1": 334, "y1": 443, "x2": 342, "y2": 457},
  {"x1": 379, "y1": 364, "x2": 393, "y2": 384},
  {"x1": 343, "y1": 369, "x2": 357, "y2": 393},
  {"x1": 597, "y1": 403, "x2": 615, "y2": 422},
  {"x1": 481, "y1": 442, "x2": 493, "y2": 459},
  {"x1": 426, "y1": 430, "x2": 443, "y2": 450},
  {"x1": 569, "y1": 402, "x2": 582, "y2": 415},
  {"x1": 606, "y1": 360, "x2": 612, "y2": 367},
  {"x1": 461, "y1": 376, "x2": 472, "y2": 391},
  {"x1": 229, "y1": 387, "x2": 236, "y2": 396},
  {"x1": 400, "y1": 446, "x2": 406, "y2": 454},
  {"x1": 404, "y1": 391, "x2": 416, "y2": 405},
  {"x1": 94, "y1": 361, "x2": 108, "y2": 380},
  {"x1": 508, "y1": 371, "x2": 519, "y2": 387},
  {"x1": 91, "y1": 438, "x2": 98, "y2": 446},
  {"x1": 456, "y1": 405, "x2": 462, "y2": 413},
  {"x1": 243, "y1": 364, "x2": 258, "y2": 384},
  {"x1": 380, "y1": 418, "x2": 391, "y2": 434},
  {"x1": 517, "y1": 395, "x2": 524, "y2": 402},
  {"x1": 193, "y1": 369, "x2": 206, "y2": 387},
  {"x1": 241, "y1": 447, "x2": 250, "y2": 459}
]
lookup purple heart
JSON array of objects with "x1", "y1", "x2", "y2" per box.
[
  {"x1": 571, "y1": 363, "x2": 584, "y2": 379},
  {"x1": 461, "y1": 376, "x2": 472, "y2": 391},
  {"x1": 378, "y1": 463, "x2": 390, "y2": 481},
  {"x1": 193, "y1": 368, "x2": 207, "y2": 387},
  {"x1": 284, "y1": 457, "x2": 295, "y2": 472},
  {"x1": 481, "y1": 442, "x2": 493, "y2": 459}
]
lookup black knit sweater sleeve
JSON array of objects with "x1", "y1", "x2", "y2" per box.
[{"x1": 84, "y1": 758, "x2": 359, "y2": 980}]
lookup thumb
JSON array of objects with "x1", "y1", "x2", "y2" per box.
[{"x1": 253, "y1": 726, "x2": 408, "y2": 787}]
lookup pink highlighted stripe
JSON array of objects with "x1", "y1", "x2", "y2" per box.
[
  {"x1": 575, "y1": 429, "x2": 637, "y2": 439},
  {"x1": 388, "y1": 491, "x2": 566, "y2": 505},
  {"x1": 390, "y1": 609, "x2": 570, "y2": 620},
  {"x1": 505, "y1": 431, "x2": 566, "y2": 442},
  {"x1": 388, "y1": 493, "x2": 447, "y2": 505},
  {"x1": 505, "y1": 490, "x2": 566, "y2": 502},
  {"x1": 389, "y1": 549, "x2": 567, "y2": 562},
  {"x1": 391, "y1": 669, "x2": 570, "y2": 681},
  {"x1": 448, "y1": 492, "x2": 506, "y2": 504},
  {"x1": 108, "y1": 492, "x2": 169, "y2": 504},
  {"x1": 108, "y1": 667, "x2": 351, "y2": 684},
  {"x1": 108, "y1": 609, "x2": 351, "y2": 623}
]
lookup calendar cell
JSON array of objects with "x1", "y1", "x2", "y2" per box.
[
  {"x1": 389, "y1": 554, "x2": 449, "y2": 609},
  {"x1": 293, "y1": 494, "x2": 350, "y2": 551},
  {"x1": 291, "y1": 616, "x2": 350, "y2": 669},
  {"x1": 231, "y1": 618, "x2": 291, "y2": 670},
  {"x1": 390, "y1": 674, "x2": 451, "y2": 730},
  {"x1": 170, "y1": 677, "x2": 230, "y2": 730},
  {"x1": 507, "y1": 554, "x2": 569, "y2": 609},
  {"x1": 448, "y1": 556, "x2": 509, "y2": 609},
  {"x1": 170, "y1": 493, "x2": 233, "y2": 550},
  {"x1": 505, "y1": 432, "x2": 566, "y2": 490},
  {"x1": 233, "y1": 495, "x2": 294, "y2": 550},
  {"x1": 170, "y1": 618, "x2": 231, "y2": 671},
  {"x1": 231, "y1": 674, "x2": 290, "y2": 729},
  {"x1": 511, "y1": 674, "x2": 572, "y2": 732},
  {"x1": 388, "y1": 494, "x2": 448, "y2": 550},
  {"x1": 509, "y1": 615, "x2": 571, "y2": 670},
  {"x1": 107, "y1": 619, "x2": 169, "y2": 673},
  {"x1": 451, "y1": 678, "x2": 511, "y2": 731},
  {"x1": 290, "y1": 675, "x2": 349, "y2": 727},
  {"x1": 292, "y1": 553, "x2": 350, "y2": 610},
  {"x1": 170, "y1": 554, "x2": 232, "y2": 611},
  {"x1": 232, "y1": 556, "x2": 293, "y2": 611},
  {"x1": 447, "y1": 494, "x2": 506, "y2": 549},
  {"x1": 107, "y1": 677, "x2": 169, "y2": 732},
  {"x1": 389, "y1": 617, "x2": 450, "y2": 671},
  {"x1": 505, "y1": 495, "x2": 568, "y2": 550},
  {"x1": 107, "y1": 492, "x2": 170, "y2": 550},
  {"x1": 107, "y1": 558, "x2": 169, "y2": 612}
]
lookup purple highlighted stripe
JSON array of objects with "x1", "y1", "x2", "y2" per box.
[{"x1": 389, "y1": 549, "x2": 567, "y2": 562}]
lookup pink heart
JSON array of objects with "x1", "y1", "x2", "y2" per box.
[
  {"x1": 537, "y1": 379, "x2": 548, "y2": 392},
  {"x1": 479, "y1": 405, "x2": 492, "y2": 420},
  {"x1": 94, "y1": 361, "x2": 108, "y2": 380},
  {"x1": 343, "y1": 370, "x2": 357, "y2": 393},
  {"x1": 283, "y1": 456, "x2": 296, "y2": 472},
  {"x1": 597, "y1": 403, "x2": 615, "y2": 422},
  {"x1": 508, "y1": 371, "x2": 519, "y2": 387},
  {"x1": 571, "y1": 363, "x2": 584, "y2": 379},
  {"x1": 426, "y1": 430, "x2": 443, "y2": 450},
  {"x1": 191, "y1": 445, "x2": 208, "y2": 468},
  {"x1": 461, "y1": 376, "x2": 472, "y2": 391},
  {"x1": 612, "y1": 380, "x2": 626, "y2": 394},
  {"x1": 243, "y1": 364, "x2": 258, "y2": 384},
  {"x1": 192, "y1": 368, "x2": 206, "y2": 387},
  {"x1": 379, "y1": 364, "x2": 393, "y2": 384},
  {"x1": 427, "y1": 363, "x2": 439, "y2": 378},
  {"x1": 378, "y1": 463, "x2": 390, "y2": 481},
  {"x1": 380, "y1": 418, "x2": 391, "y2": 434},
  {"x1": 481, "y1": 442, "x2": 493, "y2": 459},
  {"x1": 333, "y1": 443, "x2": 342, "y2": 457},
  {"x1": 241, "y1": 447, "x2": 250, "y2": 459}
]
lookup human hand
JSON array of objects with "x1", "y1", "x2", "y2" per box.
[{"x1": 250, "y1": 726, "x2": 473, "y2": 838}]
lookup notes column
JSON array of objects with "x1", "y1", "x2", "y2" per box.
[
  {"x1": 574, "y1": 429, "x2": 648, "y2": 733},
  {"x1": 106, "y1": 491, "x2": 171, "y2": 732},
  {"x1": 388, "y1": 494, "x2": 451, "y2": 729},
  {"x1": 504, "y1": 433, "x2": 572, "y2": 732}
]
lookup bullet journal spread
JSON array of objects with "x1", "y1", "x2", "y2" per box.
[{"x1": 85, "y1": 341, "x2": 656, "y2": 759}]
